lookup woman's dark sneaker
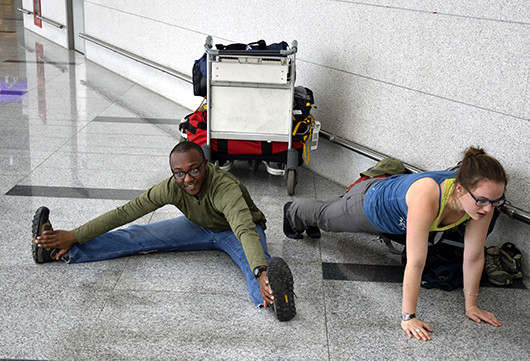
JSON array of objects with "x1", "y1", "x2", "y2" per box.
[
  {"x1": 283, "y1": 202, "x2": 303, "y2": 239},
  {"x1": 484, "y1": 246, "x2": 512, "y2": 286},
  {"x1": 32, "y1": 206, "x2": 59, "y2": 263},
  {"x1": 267, "y1": 257, "x2": 296, "y2": 321},
  {"x1": 499, "y1": 242, "x2": 523, "y2": 279},
  {"x1": 306, "y1": 226, "x2": 321, "y2": 239}
]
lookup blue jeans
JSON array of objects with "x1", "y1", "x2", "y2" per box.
[{"x1": 68, "y1": 216, "x2": 270, "y2": 307}]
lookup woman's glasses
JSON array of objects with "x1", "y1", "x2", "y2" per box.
[{"x1": 464, "y1": 186, "x2": 505, "y2": 207}]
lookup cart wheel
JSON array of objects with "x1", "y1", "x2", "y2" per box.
[
  {"x1": 249, "y1": 160, "x2": 259, "y2": 172},
  {"x1": 286, "y1": 169, "x2": 296, "y2": 195}
]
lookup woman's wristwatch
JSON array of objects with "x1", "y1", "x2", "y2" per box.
[{"x1": 402, "y1": 313, "x2": 416, "y2": 321}]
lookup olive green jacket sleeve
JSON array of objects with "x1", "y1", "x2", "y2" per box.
[
  {"x1": 210, "y1": 180, "x2": 267, "y2": 271},
  {"x1": 72, "y1": 178, "x2": 177, "y2": 244}
]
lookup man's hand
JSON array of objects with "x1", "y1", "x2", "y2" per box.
[
  {"x1": 466, "y1": 305, "x2": 502, "y2": 327},
  {"x1": 401, "y1": 317, "x2": 433, "y2": 341},
  {"x1": 256, "y1": 271, "x2": 274, "y2": 308},
  {"x1": 35, "y1": 230, "x2": 77, "y2": 260}
]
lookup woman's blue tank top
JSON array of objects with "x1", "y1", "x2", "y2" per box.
[{"x1": 362, "y1": 171, "x2": 456, "y2": 234}]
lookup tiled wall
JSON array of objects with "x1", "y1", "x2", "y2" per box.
[{"x1": 29, "y1": 0, "x2": 530, "y2": 275}]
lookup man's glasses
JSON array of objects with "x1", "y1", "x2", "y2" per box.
[
  {"x1": 172, "y1": 161, "x2": 205, "y2": 180},
  {"x1": 464, "y1": 186, "x2": 505, "y2": 207}
]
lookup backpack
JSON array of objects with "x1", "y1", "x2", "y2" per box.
[
  {"x1": 399, "y1": 238, "x2": 465, "y2": 291},
  {"x1": 346, "y1": 158, "x2": 407, "y2": 192},
  {"x1": 192, "y1": 54, "x2": 207, "y2": 97},
  {"x1": 292, "y1": 87, "x2": 314, "y2": 142},
  {"x1": 293, "y1": 87, "x2": 314, "y2": 122},
  {"x1": 179, "y1": 109, "x2": 207, "y2": 144}
]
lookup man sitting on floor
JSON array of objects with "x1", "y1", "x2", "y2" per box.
[{"x1": 31, "y1": 141, "x2": 295, "y2": 321}]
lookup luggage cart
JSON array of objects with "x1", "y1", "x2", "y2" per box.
[{"x1": 202, "y1": 36, "x2": 300, "y2": 195}]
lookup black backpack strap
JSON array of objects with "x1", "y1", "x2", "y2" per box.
[
  {"x1": 217, "y1": 40, "x2": 267, "y2": 51},
  {"x1": 217, "y1": 139, "x2": 228, "y2": 154},
  {"x1": 248, "y1": 40, "x2": 267, "y2": 49},
  {"x1": 261, "y1": 141, "x2": 273, "y2": 155},
  {"x1": 179, "y1": 113, "x2": 193, "y2": 133},
  {"x1": 179, "y1": 112, "x2": 207, "y2": 134},
  {"x1": 221, "y1": 43, "x2": 247, "y2": 50}
]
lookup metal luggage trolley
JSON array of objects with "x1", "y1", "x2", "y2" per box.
[{"x1": 202, "y1": 35, "x2": 300, "y2": 195}]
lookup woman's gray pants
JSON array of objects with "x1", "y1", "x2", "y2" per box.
[{"x1": 286, "y1": 178, "x2": 382, "y2": 234}]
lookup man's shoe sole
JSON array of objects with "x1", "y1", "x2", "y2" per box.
[
  {"x1": 32, "y1": 206, "x2": 55, "y2": 263},
  {"x1": 267, "y1": 257, "x2": 296, "y2": 321}
]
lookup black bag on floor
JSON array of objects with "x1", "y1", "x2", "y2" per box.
[
  {"x1": 398, "y1": 208, "x2": 501, "y2": 290},
  {"x1": 419, "y1": 241, "x2": 464, "y2": 291}
]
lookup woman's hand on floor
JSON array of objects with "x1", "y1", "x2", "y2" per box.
[
  {"x1": 465, "y1": 305, "x2": 502, "y2": 327},
  {"x1": 401, "y1": 318, "x2": 433, "y2": 341}
]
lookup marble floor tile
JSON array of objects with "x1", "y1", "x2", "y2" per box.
[
  {"x1": 320, "y1": 231, "x2": 403, "y2": 266},
  {"x1": 19, "y1": 92, "x2": 114, "y2": 120},
  {"x1": 0, "y1": 153, "x2": 47, "y2": 174},
  {"x1": 118, "y1": 84, "x2": 191, "y2": 119},
  {"x1": 0, "y1": 174, "x2": 20, "y2": 195},
  {"x1": 95, "y1": 102, "x2": 151, "y2": 119},
  {"x1": 0, "y1": 124, "x2": 80, "y2": 140},
  {"x1": 0, "y1": 292, "x2": 112, "y2": 361},
  {"x1": 85, "y1": 117, "x2": 180, "y2": 136},
  {"x1": 55, "y1": 143, "x2": 174, "y2": 156},
  {"x1": 19, "y1": 167, "x2": 170, "y2": 189},
  {"x1": 59, "y1": 130, "x2": 179, "y2": 152},
  {"x1": 0, "y1": 135, "x2": 70, "y2": 152},
  {"x1": 37, "y1": 151, "x2": 169, "y2": 172},
  {"x1": 0, "y1": 196, "x2": 153, "y2": 228},
  {"x1": 68, "y1": 290, "x2": 328, "y2": 361},
  {"x1": 324, "y1": 281, "x2": 530, "y2": 360}
]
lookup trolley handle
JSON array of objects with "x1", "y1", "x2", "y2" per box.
[
  {"x1": 204, "y1": 36, "x2": 297, "y2": 56},
  {"x1": 204, "y1": 35, "x2": 218, "y2": 55},
  {"x1": 283, "y1": 40, "x2": 298, "y2": 55}
]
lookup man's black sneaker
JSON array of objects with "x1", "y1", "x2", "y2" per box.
[
  {"x1": 32, "y1": 206, "x2": 59, "y2": 263},
  {"x1": 283, "y1": 202, "x2": 303, "y2": 239},
  {"x1": 484, "y1": 246, "x2": 512, "y2": 286},
  {"x1": 499, "y1": 242, "x2": 523, "y2": 280},
  {"x1": 267, "y1": 257, "x2": 296, "y2": 321},
  {"x1": 306, "y1": 226, "x2": 321, "y2": 239}
]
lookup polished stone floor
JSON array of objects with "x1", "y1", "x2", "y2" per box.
[{"x1": 1, "y1": 5, "x2": 529, "y2": 361}]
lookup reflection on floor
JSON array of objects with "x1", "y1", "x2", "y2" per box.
[{"x1": 1, "y1": 6, "x2": 529, "y2": 361}]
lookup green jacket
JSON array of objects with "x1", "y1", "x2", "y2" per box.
[{"x1": 72, "y1": 163, "x2": 268, "y2": 271}]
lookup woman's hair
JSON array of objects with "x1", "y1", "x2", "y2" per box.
[{"x1": 455, "y1": 147, "x2": 507, "y2": 189}]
